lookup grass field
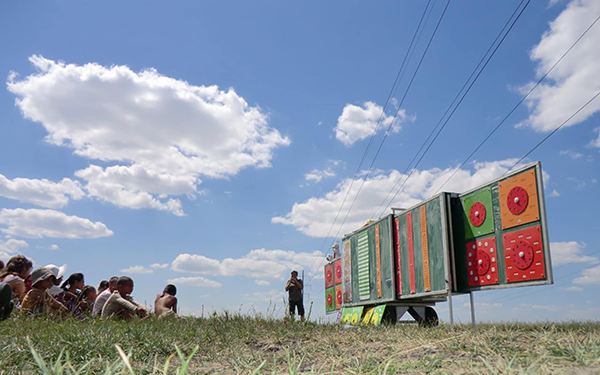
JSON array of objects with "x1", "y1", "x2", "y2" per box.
[{"x1": 0, "y1": 314, "x2": 599, "y2": 374}]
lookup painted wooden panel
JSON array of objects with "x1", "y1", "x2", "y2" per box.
[
  {"x1": 406, "y1": 211, "x2": 416, "y2": 294},
  {"x1": 375, "y1": 224, "x2": 382, "y2": 298},
  {"x1": 420, "y1": 205, "x2": 431, "y2": 292},
  {"x1": 343, "y1": 240, "x2": 352, "y2": 302},
  {"x1": 498, "y1": 169, "x2": 540, "y2": 230},
  {"x1": 394, "y1": 217, "x2": 402, "y2": 296},
  {"x1": 357, "y1": 231, "x2": 370, "y2": 300}
]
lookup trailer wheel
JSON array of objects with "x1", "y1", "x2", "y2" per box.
[{"x1": 419, "y1": 307, "x2": 439, "y2": 327}]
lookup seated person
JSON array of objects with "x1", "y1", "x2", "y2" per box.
[
  {"x1": 154, "y1": 284, "x2": 178, "y2": 318},
  {"x1": 0, "y1": 255, "x2": 33, "y2": 309},
  {"x1": 76, "y1": 285, "x2": 97, "y2": 315},
  {"x1": 97, "y1": 280, "x2": 109, "y2": 295},
  {"x1": 93, "y1": 276, "x2": 118, "y2": 317},
  {"x1": 21, "y1": 268, "x2": 68, "y2": 317},
  {"x1": 101, "y1": 276, "x2": 149, "y2": 319}
]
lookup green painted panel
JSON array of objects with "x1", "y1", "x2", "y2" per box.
[
  {"x1": 412, "y1": 208, "x2": 425, "y2": 294},
  {"x1": 462, "y1": 188, "x2": 495, "y2": 239},
  {"x1": 426, "y1": 197, "x2": 446, "y2": 292},
  {"x1": 343, "y1": 216, "x2": 395, "y2": 306},
  {"x1": 397, "y1": 214, "x2": 412, "y2": 296},
  {"x1": 325, "y1": 287, "x2": 335, "y2": 313},
  {"x1": 357, "y1": 231, "x2": 370, "y2": 300}
]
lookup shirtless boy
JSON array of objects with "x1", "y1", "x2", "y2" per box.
[{"x1": 154, "y1": 284, "x2": 177, "y2": 318}]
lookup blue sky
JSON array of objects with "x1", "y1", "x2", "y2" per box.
[{"x1": 0, "y1": 0, "x2": 599, "y2": 322}]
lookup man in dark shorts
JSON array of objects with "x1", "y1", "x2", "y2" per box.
[{"x1": 285, "y1": 270, "x2": 304, "y2": 322}]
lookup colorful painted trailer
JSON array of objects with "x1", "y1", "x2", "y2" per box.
[{"x1": 324, "y1": 161, "x2": 553, "y2": 326}]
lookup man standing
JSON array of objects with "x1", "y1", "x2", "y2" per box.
[
  {"x1": 92, "y1": 276, "x2": 118, "y2": 317},
  {"x1": 285, "y1": 270, "x2": 304, "y2": 322}
]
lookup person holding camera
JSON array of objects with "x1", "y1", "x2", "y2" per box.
[{"x1": 285, "y1": 270, "x2": 304, "y2": 322}]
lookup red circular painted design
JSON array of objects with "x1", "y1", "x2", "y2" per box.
[
  {"x1": 335, "y1": 264, "x2": 342, "y2": 280},
  {"x1": 326, "y1": 269, "x2": 333, "y2": 283},
  {"x1": 327, "y1": 293, "x2": 333, "y2": 306},
  {"x1": 513, "y1": 240, "x2": 534, "y2": 270},
  {"x1": 469, "y1": 201, "x2": 487, "y2": 227},
  {"x1": 507, "y1": 186, "x2": 529, "y2": 215},
  {"x1": 336, "y1": 290, "x2": 343, "y2": 304},
  {"x1": 477, "y1": 250, "x2": 491, "y2": 275}
]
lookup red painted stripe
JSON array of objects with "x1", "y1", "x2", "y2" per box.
[
  {"x1": 395, "y1": 217, "x2": 402, "y2": 296},
  {"x1": 407, "y1": 212, "x2": 416, "y2": 294}
]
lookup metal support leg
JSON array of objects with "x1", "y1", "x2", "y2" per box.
[
  {"x1": 447, "y1": 289, "x2": 454, "y2": 329},
  {"x1": 469, "y1": 291, "x2": 476, "y2": 330}
]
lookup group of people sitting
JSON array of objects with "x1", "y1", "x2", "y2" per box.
[{"x1": 0, "y1": 255, "x2": 178, "y2": 320}]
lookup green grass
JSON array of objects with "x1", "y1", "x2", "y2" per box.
[{"x1": 0, "y1": 314, "x2": 599, "y2": 374}]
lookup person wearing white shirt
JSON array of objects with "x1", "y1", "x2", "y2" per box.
[{"x1": 92, "y1": 276, "x2": 118, "y2": 317}]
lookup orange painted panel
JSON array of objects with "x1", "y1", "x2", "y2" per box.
[
  {"x1": 420, "y1": 205, "x2": 431, "y2": 292},
  {"x1": 335, "y1": 285, "x2": 343, "y2": 310},
  {"x1": 498, "y1": 169, "x2": 540, "y2": 229},
  {"x1": 375, "y1": 225, "x2": 382, "y2": 298}
]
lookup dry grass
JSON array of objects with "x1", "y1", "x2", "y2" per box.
[{"x1": 0, "y1": 313, "x2": 599, "y2": 374}]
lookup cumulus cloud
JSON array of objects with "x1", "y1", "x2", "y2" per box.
[
  {"x1": 548, "y1": 189, "x2": 560, "y2": 197},
  {"x1": 243, "y1": 288, "x2": 286, "y2": 303},
  {"x1": 150, "y1": 263, "x2": 169, "y2": 269},
  {"x1": 550, "y1": 241, "x2": 598, "y2": 266},
  {"x1": 0, "y1": 238, "x2": 29, "y2": 261},
  {"x1": 120, "y1": 265, "x2": 153, "y2": 274},
  {"x1": 0, "y1": 208, "x2": 113, "y2": 239},
  {"x1": 255, "y1": 280, "x2": 270, "y2": 286},
  {"x1": 171, "y1": 248, "x2": 325, "y2": 280},
  {"x1": 305, "y1": 168, "x2": 336, "y2": 183},
  {"x1": 273, "y1": 158, "x2": 522, "y2": 237},
  {"x1": 7, "y1": 55, "x2": 290, "y2": 215},
  {"x1": 334, "y1": 102, "x2": 412, "y2": 146},
  {"x1": 561, "y1": 286, "x2": 583, "y2": 291},
  {"x1": 167, "y1": 276, "x2": 221, "y2": 288},
  {"x1": 519, "y1": 0, "x2": 600, "y2": 132},
  {"x1": 573, "y1": 265, "x2": 600, "y2": 284},
  {"x1": 0, "y1": 174, "x2": 84, "y2": 208}
]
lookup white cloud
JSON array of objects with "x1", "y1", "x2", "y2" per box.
[
  {"x1": 550, "y1": 241, "x2": 598, "y2": 266},
  {"x1": 305, "y1": 168, "x2": 336, "y2": 183},
  {"x1": 120, "y1": 265, "x2": 153, "y2": 274},
  {"x1": 50, "y1": 244, "x2": 59, "y2": 250},
  {"x1": 573, "y1": 265, "x2": 600, "y2": 284},
  {"x1": 150, "y1": 263, "x2": 169, "y2": 269},
  {"x1": 559, "y1": 149, "x2": 583, "y2": 159},
  {"x1": 255, "y1": 280, "x2": 270, "y2": 286},
  {"x1": 591, "y1": 128, "x2": 600, "y2": 148},
  {"x1": 519, "y1": 0, "x2": 600, "y2": 132},
  {"x1": 334, "y1": 102, "x2": 412, "y2": 146},
  {"x1": 75, "y1": 165, "x2": 190, "y2": 216},
  {"x1": 7, "y1": 56, "x2": 290, "y2": 215},
  {"x1": 0, "y1": 208, "x2": 113, "y2": 239},
  {"x1": 167, "y1": 276, "x2": 221, "y2": 288},
  {"x1": 561, "y1": 286, "x2": 583, "y2": 291},
  {"x1": 243, "y1": 289, "x2": 286, "y2": 303},
  {"x1": 171, "y1": 248, "x2": 325, "y2": 280},
  {"x1": 549, "y1": 189, "x2": 560, "y2": 197},
  {"x1": 273, "y1": 158, "x2": 522, "y2": 237},
  {"x1": 0, "y1": 174, "x2": 84, "y2": 208},
  {"x1": 0, "y1": 239, "x2": 29, "y2": 261}
]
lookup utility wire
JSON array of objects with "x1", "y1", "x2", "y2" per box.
[
  {"x1": 330, "y1": 0, "x2": 452, "y2": 244},
  {"x1": 373, "y1": 0, "x2": 529, "y2": 219},
  {"x1": 376, "y1": 0, "x2": 532, "y2": 218},
  {"x1": 304, "y1": 0, "x2": 435, "y2": 281},
  {"x1": 431, "y1": 12, "x2": 600, "y2": 195}
]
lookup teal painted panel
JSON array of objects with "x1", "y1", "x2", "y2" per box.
[
  {"x1": 397, "y1": 214, "x2": 412, "y2": 296},
  {"x1": 426, "y1": 197, "x2": 447, "y2": 293},
  {"x1": 412, "y1": 207, "x2": 425, "y2": 294},
  {"x1": 462, "y1": 188, "x2": 495, "y2": 239}
]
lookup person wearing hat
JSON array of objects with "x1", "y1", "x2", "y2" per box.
[
  {"x1": 21, "y1": 268, "x2": 68, "y2": 317},
  {"x1": 285, "y1": 270, "x2": 305, "y2": 322},
  {"x1": 44, "y1": 264, "x2": 67, "y2": 297}
]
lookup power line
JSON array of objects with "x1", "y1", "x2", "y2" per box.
[
  {"x1": 305, "y1": 0, "x2": 435, "y2": 281},
  {"x1": 330, "y1": 0, "x2": 452, "y2": 244},
  {"x1": 376, "y1": 0, "x2": 532, "y2": 218},
  {"x1": 373, "y1": 0, "x2": 530, "y2": 219},
  {"x1": 431, "y1": 12, "x2": 600, "y2": 195}
]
